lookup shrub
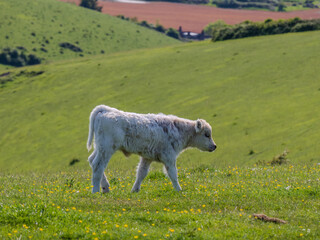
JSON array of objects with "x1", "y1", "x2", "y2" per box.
[
  {"x1": 277, "y1": 2, "x2": 287, "y2": 11},
  {"x1": 0, "y1": 48, "x2": 41, "y2": 67},
  {"x1": 130, "y1": 17, "x2": 139, "y2": 23},
  {"x1": 59, "y1": 42, "x2": 83, "y2": 52},
  {"x1": 303, "y1": 0, "x2": 317, "y2": 8},
  {"x1": 69, "y1": 158, "x2": 80, "y2": 166},
  {"x1": 166, "y1": 28, "x2": 180, "y2": 39},
  {"x1": 28, "y1": 54, "x2": 41, "y2": 65},
  {"x1": 155, "y1": 23, "x2": 166, "y2": 33},
  {"x1": 40, "y1": 48, "x2": 47, "y2": 53},
  {"x1": 80, "y1": 0, "x2": 102, "y2": 12},
  {"x1": 139, "y1": 20, "x2": 152, "y2": 28},
  {"x1": 117, "y1": 15, "x2": 130, "y2": 21},
  {"x1": 248, "y1": 150, "x2": 255, "y2": 155},
  {"x1": 291, "y1": 21, "x2": 318, "y2": 32},
  {"x1": 204, "y1": 20, "x2": 229, "y2": 36},
  {"x1": 268, "y1": 150, "x2": 289, "y2": 165}
]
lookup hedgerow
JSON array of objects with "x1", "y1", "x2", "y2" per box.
[
  {"x1": 209, "y1": 18, "x2": 320, "y2": 42},
  {"x1": 145, "y1": 0, "x2": 209, "y2": 3},
  {"x1": 214, "y1": 0, "x2": 279, "y2": 11}
]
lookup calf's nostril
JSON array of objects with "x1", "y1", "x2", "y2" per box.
[{"x1": 209, "y1": 145, "x2": 216, "y2": 152}]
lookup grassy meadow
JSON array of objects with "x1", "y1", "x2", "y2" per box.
[
  {"x1": 1, "y1": 0, "x2": 320, "y2": 238},
  {"x1": 1, "y1": 165, "x2": 319, "y2": 239}
]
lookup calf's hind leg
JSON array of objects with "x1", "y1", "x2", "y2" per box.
[
  {"x1": 88, "y1": 149, "x2": 97, "y2": 166},
  {"x1": 100, "y1": 173, "x2": 110, "y2": 193},
  {"x1": 91, "y1": 150, "x2": 113, "y2": 193},
  {"x1": 131, "y1": 157, "x2": 152, "y2": 192},
  {"x1": 89, "y1": 150, "x2": 109, "y2": 193}
]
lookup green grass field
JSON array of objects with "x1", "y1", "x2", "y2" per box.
[
  {"x1": 1, "y1": 31, "x2": 320, "y2": 172},
  {"x1": 1, "y1": 165, "x2": 319, "y2": 239},
  {"x1": 1, "y1": 0, "x2": 320, "y2": 237},
  {"x1": 0, "y1": 0, "x2": 178, "y2": 69}
]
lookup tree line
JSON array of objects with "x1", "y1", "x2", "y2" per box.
[{"x1": 204, "y1": 18, "x2": 320, "y2": 42}]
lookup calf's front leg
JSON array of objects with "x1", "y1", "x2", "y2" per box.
[
  {"x1": 164, "y1": 161, "x2": 182, "y2": 191},
  {"x1": 131, "y1": 157, "x2": 152, "y2": 192}
]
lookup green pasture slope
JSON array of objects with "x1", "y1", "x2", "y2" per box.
[
  {"x1": 1, "y1": 31, "x2": 320, "y2": 171},
  {"x1": 0, "y1": 30, "x2": 319, "y2": 238},
  {"x1": 0, "y1": 0, "x2": 178, "y2": 68}
]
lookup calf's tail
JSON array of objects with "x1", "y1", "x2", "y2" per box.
[{"x1": 87, "y1": 105, "x2": 109, "y2": 151}]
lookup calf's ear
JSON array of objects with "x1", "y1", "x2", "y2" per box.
[{"x1": 195, "y1": 119, "x2": 202, "y2": 133}]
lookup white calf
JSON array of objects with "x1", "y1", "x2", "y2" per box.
[{"x1": 87, "y1": 105, "x2": 217, "y2": 193}]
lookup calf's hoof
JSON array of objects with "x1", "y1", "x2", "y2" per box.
[
  {"x1": 92, "y1": 186, "x2": 100, "y2": 193},
  {"x1": 131, "y1": 187, "x2": 140, "y2": 193},
  {"x1": 102, "y1": 187, "x2": 110, "y2": 193}
]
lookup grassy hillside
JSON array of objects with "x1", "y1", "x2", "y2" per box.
[
  {"x1": 0, "y1": 0, "x2": 178, "y2": 69},
  {"x1": 1, "y1": 30, "x2": 320, "y2": 172}
]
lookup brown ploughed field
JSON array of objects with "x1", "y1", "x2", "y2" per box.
[{"x1": 62, "y1": 0, "x2": 320, "y2": 32}]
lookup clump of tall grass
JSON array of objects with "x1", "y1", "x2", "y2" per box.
[
  {"x1": 268, "y1": 150, "x2": 290, "y2": 165},
  {"x1": 256, "y1": 150, "x2": 290, "y2": 166}
]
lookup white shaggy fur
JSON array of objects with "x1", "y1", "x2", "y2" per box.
[{"x1": 87, "y1": 105, "x2": 217, "y2": 193}]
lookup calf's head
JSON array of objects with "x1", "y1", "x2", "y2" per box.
[{"x1": 192, "y1": 119, "x2": 217, "y2": 152}]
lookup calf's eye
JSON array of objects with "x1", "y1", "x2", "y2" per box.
[{"x1": 205, "y1": 133, "x2": 210, "y2": 138}]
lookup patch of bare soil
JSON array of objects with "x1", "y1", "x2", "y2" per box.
[
  {"x1": 61, "y1": 0, "x2": 320, "y2": 32},
  {"x1": 252, "y1": 214, "x2": 287, "y2": 224}
]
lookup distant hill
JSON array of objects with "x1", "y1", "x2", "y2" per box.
[
  {"x1": 0, "y1": 0, "x2": 179, "y2": 68},
  {"x1": 0, "y1": 31, "x2": 319, "y2": 171}
]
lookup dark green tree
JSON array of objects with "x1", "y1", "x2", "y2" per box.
[
  {"x1": 80, "y1": 0, "x2": 102, "y2": 12},
  {"x1": 166, "y1": 28, "x2": 180, "y2": 40},
  {"x1": 155, "y1": 23, "x2": 166, "y2": 33},
  {"x1": 277, "y1": 2, "x2": 286, "y2": 11}
]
